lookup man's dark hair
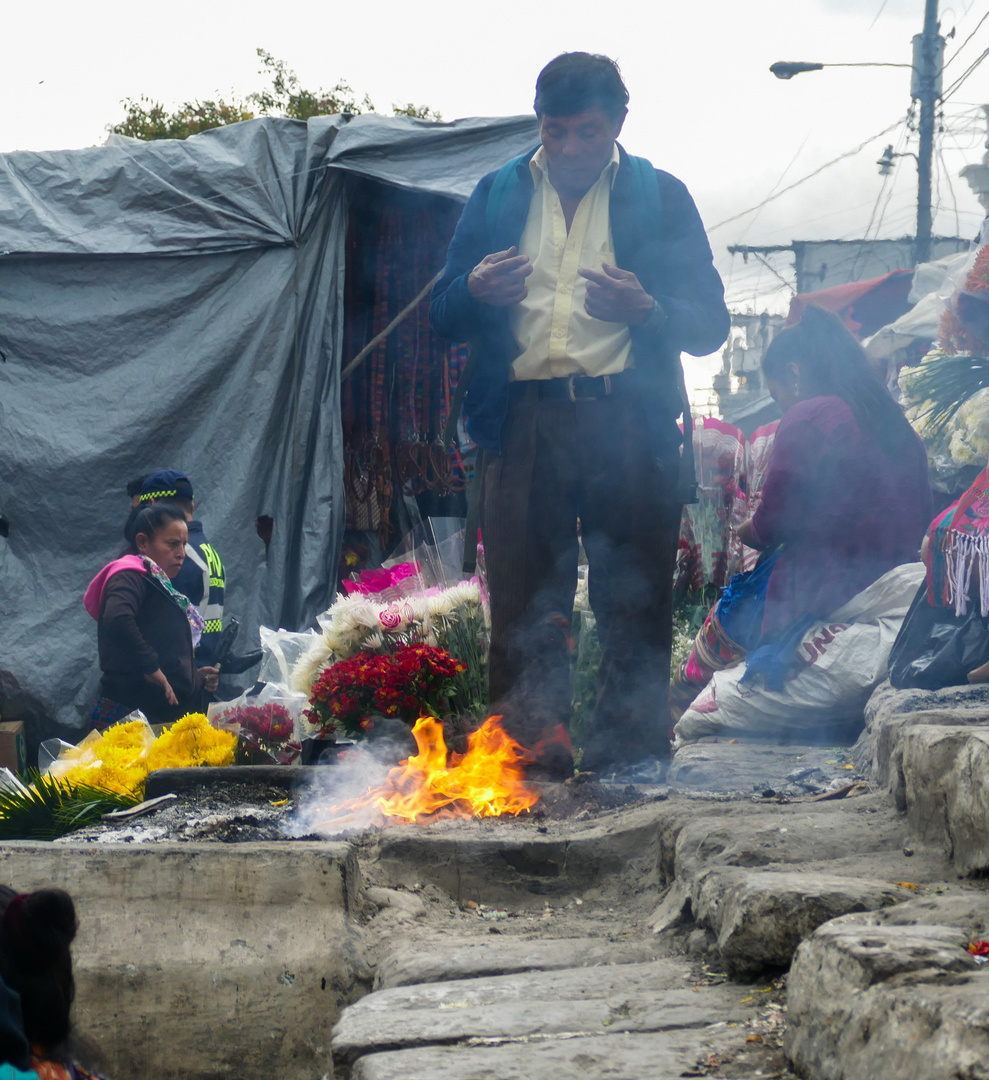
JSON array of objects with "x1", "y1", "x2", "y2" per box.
[
  {"x1": 125, "y1": 475, "x2": 147, "y2": 499},
  {"x1": 533, "y1": 53, "x2": 629, "y2": 120}
]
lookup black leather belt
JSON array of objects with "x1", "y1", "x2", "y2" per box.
[{"x1": 512, "y1": 372, "x2": 624, "y2": 402}]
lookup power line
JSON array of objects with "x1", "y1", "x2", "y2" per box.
[
  {"x1": 944, "y1": 9, "x2": 989, "y2": 68},
  {"x1": 942, "y1": 44, "x2": 989, "y2": 101},
  {"x1": 868, "y1": 0, "x2": 890, "y2": 32},
  {"x1": 708, "y1": 117, "x2": 906, "y2": 233},
  {"x1": 736, "y1": 132, "x2": 811, "y2": 243}
]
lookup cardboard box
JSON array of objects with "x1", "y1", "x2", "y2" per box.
[{"x1": 0, "y1": 722, "x2": 27, "y2": 776}]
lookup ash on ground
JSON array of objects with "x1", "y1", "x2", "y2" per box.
[{"x1": 58, "y1": 773, "x2": 656, "y2": 844}]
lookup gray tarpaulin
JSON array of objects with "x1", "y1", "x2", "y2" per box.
[{"x1": 0, "y1": 112, "x2": 537, "y2": 728}]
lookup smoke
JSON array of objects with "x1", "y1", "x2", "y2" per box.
[{"x1": 284, "y1": 721, "x2": 416, "y2": 838}]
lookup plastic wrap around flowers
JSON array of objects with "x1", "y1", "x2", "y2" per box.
[
  {"x1": 291, "y1": 577, "x2": 489, "y2": 721},
  {"x1": 47, "y1": 714, "x2": 237, "y2": 798},
  {"x1": 305, "y1": 643, "x2": 465, "y2": 739}
]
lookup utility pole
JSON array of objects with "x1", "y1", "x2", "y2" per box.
[{"x1": 913, "y1": 0, "x2": 943, "y2": 265}]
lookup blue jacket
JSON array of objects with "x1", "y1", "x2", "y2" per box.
[{"x1": 429, "y1": 145, "x2": 730, "y2": 457}]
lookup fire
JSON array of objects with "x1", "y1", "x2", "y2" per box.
[{"x1": 319, "y1": 715, "x2": 539, "y2": 826}]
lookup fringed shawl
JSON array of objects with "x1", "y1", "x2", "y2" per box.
[{"x1": 928, "y1": 466, "x2": 989, "y2": 617}]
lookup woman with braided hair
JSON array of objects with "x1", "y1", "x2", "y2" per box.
[{"x1": 0, "y1": 886, "x2": 108, "y2": 1080}]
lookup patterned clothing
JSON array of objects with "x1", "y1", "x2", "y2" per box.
[
  {"x1": 30, "y1": 1055, "x2": 106, "y2": 1080},
  {"x1": 926, "y1": 466, "x2": 989, "y2": 617}
]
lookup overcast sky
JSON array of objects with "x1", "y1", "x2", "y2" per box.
[{"x1": 3, "y1": 0, "x2": 988, "y2": 328}]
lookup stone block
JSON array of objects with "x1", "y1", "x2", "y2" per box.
[
  {"x1": 349, "y1": 1028, "x2": 746, "y2": 1080},
  {"x1": 786, "y1": 910, "x2": 988, "y2": 1080},
  {"x1": 332, "y1": 958, "x2": 759, "y2": 1066},
  {"x1": 0, "y1": 841, "x2": 367, "y2": 1080},
  {"x1": 691, "y1": 868, "x2": 910, "y2": 975},
  {"x1": 375, "y1": 935, "x2": 665, "y2": 990},
  {"x1": 366, "y1": 803, "x2": 669, "y2": 908},
  {"x1": 897, "y1": 725, "x2": 989, "y2": 874},
  {"x1": 860, "y1": 680, "x2": 989, "y2": 792}
]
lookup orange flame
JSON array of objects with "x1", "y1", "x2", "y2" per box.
[{"x1": 322, "y1": 715, "x2": 539, "y2": 826}]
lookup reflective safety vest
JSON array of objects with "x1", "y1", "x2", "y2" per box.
[{"x1": 172, "y1": 520, "x2": 225, "y2": 665}]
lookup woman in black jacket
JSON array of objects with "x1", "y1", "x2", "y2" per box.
[{"x1": 84, "y1": 504, "x2": 219, "y2": 727}]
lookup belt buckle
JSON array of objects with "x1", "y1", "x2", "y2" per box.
[{"x1": 567, "y1": 374, "x2": 611, "y2": 403}]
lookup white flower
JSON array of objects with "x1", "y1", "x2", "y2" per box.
[{"x1": 290, "y1": 639, "x2": 333, "y2": 695}]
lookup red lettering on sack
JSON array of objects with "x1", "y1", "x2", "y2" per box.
[{"x1": 797, "y1": 623, "x2": 849, "y2": 668}]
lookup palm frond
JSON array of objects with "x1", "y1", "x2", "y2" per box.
[
  {"x1": 0, "y1": 771, "x2": 141, "y2": 841},
  {"x1": 905, "y1": 355, "x2": 989, "y2": 438}
]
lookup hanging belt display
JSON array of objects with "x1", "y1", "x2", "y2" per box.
[{"x1": 341, "y1": 183, "x2": 470, "y2": 541}]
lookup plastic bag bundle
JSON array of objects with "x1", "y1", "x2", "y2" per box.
[{"x1": 674, "y1": 563, "x2": 925, "y2": 743}]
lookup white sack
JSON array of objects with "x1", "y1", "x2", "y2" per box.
[{"x1": 674, "y1": 562, "x2": 925, "y2": 743}]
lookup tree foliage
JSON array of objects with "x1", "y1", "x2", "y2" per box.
[{"x1": 111, "y1": 49, "x2": 440, "y2": 141}]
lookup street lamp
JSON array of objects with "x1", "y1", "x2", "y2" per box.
[{"x1": 770, "y1": 0, "x2": 944, "y2": 265}]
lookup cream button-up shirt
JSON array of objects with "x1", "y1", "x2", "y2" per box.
[{"x1": 509, "y1": 145, "x2": 633, "y2": 381}]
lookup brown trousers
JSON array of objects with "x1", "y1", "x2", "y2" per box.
[{"x1": 481, "y1": 381, "x2": 682, "y2": 766}]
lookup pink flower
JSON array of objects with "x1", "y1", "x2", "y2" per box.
[{"x1": 379, "y1": 607, "x2": 402, "y2": 630}]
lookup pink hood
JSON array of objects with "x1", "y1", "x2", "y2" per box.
[{"x1": 83, "y1": 555, "x2": 147, "y2": 619}]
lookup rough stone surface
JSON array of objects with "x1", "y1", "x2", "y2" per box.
[
  {"x1": 895, "y1": 725, "x2": 989, "y2": 874},
  {"x1": 859, "y1": 680, "x2": 989, "y2": 791},
  {"x1": 374, "y1": 935, "x2": 666, "y2": 990},
  {"x1": 672, "y1": 796, "x2": 907, "y2": 882},
  {"x1": 668, "y1": 741, "x2": 860, "y2": 794},
  {"x1": 332, "y1": 959, "x2": 761, "y2": 1066},
  {"x1": 786, "y1": 898, "x2": 989, "y2": 1080},
  {"x1": 0, "y1": 842, "x2": 368, "y2": 1080},
  {"x1": 364, "y1": 802, "x2": 669, "y2": 908},
  {"x1": 696, "y1": 869, "x2": 911, "y2": 975},
  {"x1": 659, "y1": 795, "x2": 952, "y2": 974},
  {"x1": 349, "y1": 1028, "x2": 747, "y2": 1080}
]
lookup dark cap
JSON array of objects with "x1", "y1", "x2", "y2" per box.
[{"x1": 139, "y1": 469, "x2": 194, "y2": 503}]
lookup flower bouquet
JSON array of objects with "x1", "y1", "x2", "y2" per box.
[
  {"x1": 306, "y1": 642, "x2": 464, "y2": 739},
  {"x1": 43, "y1": 713, "x2": 237, "y2": 801},
  {"x1": 208, "y1": 683, "x2": 310, "y2": 764},
  {"x1": 291, "y1": 578, "x2": 489, "y2": 721}
]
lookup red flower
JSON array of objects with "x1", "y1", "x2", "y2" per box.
[{"x1": 306, "y1": 643, "x2": 463, "y2": 738}]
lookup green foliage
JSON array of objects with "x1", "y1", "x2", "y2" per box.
[
  {"x1": 902, "y1": 353, "x2": 989, "y2": 439},
  {"x1": 111, "y1": 49, "x2": 439, "y2": 141},
  {"x1": 392, "y1": 101, "x2": 443, "y2": 121},
  {"x1": 0, "y1": 771, "x2": 141, "y2": 841}
]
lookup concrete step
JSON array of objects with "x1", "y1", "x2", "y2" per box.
[{"x1": 0, "y1": 841, "x2": 366, "y2": 1080}]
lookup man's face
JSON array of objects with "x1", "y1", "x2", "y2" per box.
[{"x1": 537, "y1": 106, "x2": 626, "y2": 198}]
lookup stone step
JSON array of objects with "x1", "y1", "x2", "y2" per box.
[
  {"x1": 348, "y1": 1027, "x2": 753, "y2": 1080},
  {"x1": 331, "y1": 958, "x2": 763, "y2": 1068},
  {"x1": 374, "y1": 934, "x2": 667, "y2": 990},
  {"x1": 785, "y1": 892, "x2": 989, "y2": 1080},
  {"x1": 669, "y1": 740, "x2": 860, "y2": 795},
  {"x1": 651, "y1": 795, "x2": 952, "y2": 975}
]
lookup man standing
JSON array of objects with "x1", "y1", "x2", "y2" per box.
[{"x1": 430, "y1": 53, "x2": 729, "y2": 775}]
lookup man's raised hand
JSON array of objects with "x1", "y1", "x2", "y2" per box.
[
  {"x1": 579, "y1": 262, "x2": 655, "y2": 323},
  {"x1": 468, "y1": 247, "x2": 533, "y2": 306}
]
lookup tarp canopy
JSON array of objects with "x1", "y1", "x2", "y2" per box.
[
  {"x1": 0, "y1": 112, "x2": 538, "y2": 728},
  {"x1": 786, "y1": 269, "x2": 915, "y2": 339}
]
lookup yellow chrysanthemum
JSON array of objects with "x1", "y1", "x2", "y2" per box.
[
  {"x1": 146, "y1": 713, "x2": 236, "y2": 773},
  {"x1": 50, "y1": 713, "x2": 235, "y2": 800}
]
